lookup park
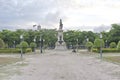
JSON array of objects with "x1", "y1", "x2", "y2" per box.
[
  {"x1": 1, "y1": 0, "x2": 120, "y2": 79},
  {"x1": 0, "y1": 20, "x2": 120, "y2": 80}
]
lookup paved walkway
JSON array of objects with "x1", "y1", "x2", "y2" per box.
[{"x1": 6, "y1": 50, "x2": 120, "y2": 80}]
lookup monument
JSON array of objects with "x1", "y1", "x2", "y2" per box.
[{"x1": 55, "y1": 19, "x2": 67, "y2": 50}]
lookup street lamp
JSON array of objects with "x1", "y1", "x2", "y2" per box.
[
  {"x1": 76, "y1": 39, "x2": 79, "y2": 52},
  {"x1": 20, "y1": 35, "x2": 23, "y2": 58},
  {"x1": 100, "y1": 33, "x2": 102, "y2": 59},
  {"x1": 39, "y1": 35, "x2": 43, "y2": 53},
  {"x1": 39, "y1": 36, "x2": 45, "y2": 53},
  {"x1": 105, "y1": 40, "x2": 107, "y2": 48},
  {"x1": 13, "y1": 41, "x2": 16, "y2": 48},
  {"x1": 86, "y1": 38, "x2": 89, "y2": 42}
]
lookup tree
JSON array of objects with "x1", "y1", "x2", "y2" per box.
[
  {"x1": 20, "y1": 41, "x2": 29, "y2": 53},
  {"x1": 94, "y1": 38, "x2": 105, "y2": 52},
  {"x1": 30, "y1": 42, "x2": 37, "y2": 52},
  {"x1": 1, "y1": 30, "x2": 12, "y2": 47},
  {"x1": 0, "y1": 38, "x2": 5, "y2": 48},
  {"x1": 110, "y1": 42, "x2": 116, "y2": 48},
  {"x1": 86, "y1": 41, "x2": 93, "y2": 51},
  {"x1": 108, "y1": 24, "x2": 120, "y2": 44}
]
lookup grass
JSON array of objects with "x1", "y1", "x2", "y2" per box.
[
  {"x1": 0, "y1": 57, "x2": 21, "y2": 66},
  {"x1": 103, "y1": 56, "x2": 120, "y2": 64},
  {"x1": 0, "y1": 57, "x2": 22, "y2": 80}
]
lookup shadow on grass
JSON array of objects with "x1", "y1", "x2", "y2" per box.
[
  {"x1": 0, "y1": 57, "x2": 21, "y2": 66},
  {"x1": 103, "y1": 56, "x2": 120, "y2": 65},
  {"x1": 0, "y1": 57, "x2": 28, "y2": 80}
]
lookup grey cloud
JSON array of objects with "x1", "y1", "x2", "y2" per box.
[
  {"x1": 0, "y1": 0, "x2": 118, "y2": 30},
  {"x1": 0, "y1": 25, "x2": 16, "y2": 30},
  {"x1": 0, "y1": 0, "x2": 67, "y2": 27},
  {"x1": 93, "y1": 25, "x2": 111, "y2": 33}
]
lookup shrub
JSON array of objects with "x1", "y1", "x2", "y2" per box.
[
  {"x1": 30, "y1": 42, "x2": 36, "y2": 52},
  {"x1": 94, "y1": 38, "x2": 105, "y2": 53},
  {"x1": 0, "y1": 38, "x2": 5, "y2": 48},
  {"x1": 110, "y1": 42, "x2": 116, "y2": 48},
  {"x1": 92, "y1": 48, "x2": 98, "y2": 53},
  {"x1": 20, "y1": 41, "x2": 29, "y2": 53},
  {"x1": 102, "y1": 48, "x2": 119, "y2": 53},
  {"x1": 0, "y1": 48, "x2": 21, "y2": 53},
  {"x1": 92, "y1": 48, "x2": 120, "y2": 53},
  {"x1": 86, "y1": 41, "x2": 93, "y2": 51},
  {"x1": 26, "y1": 48, "x2": 32, "y2": 53},
  {"x1": 0, "y1": 48, "x2": 32, "y2": 53}
]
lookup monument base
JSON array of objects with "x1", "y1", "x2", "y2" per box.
[{"x1": 55, "y1": 41, "x2": 67, "y2": 50}]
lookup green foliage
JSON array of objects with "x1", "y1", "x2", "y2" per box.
[
  {"x1": 4, "y1": 43, "x2": 8, "y2": 48},
  {"x1": 117, "y1": 41, "x2": 120, "y2": 50},
  {"x1": 93, "y1": 39, "x2": 104, "y2": 53},
  {"x1": 102, "y1": 48, "x2": 120, "y2": 53},
  {"x1": 92, "y1": 48, "x2": 98, "y2": 53},
  {"x1": 110, "y1": 42, "x2": 116, "y2": 48},
  {"x1": 92, "y1": 48, "x2": 120, "y2": 53},
  {"x1": 64, "y1": 30, "x2": 79, "y2": 46},
  {"x1": 86, "y1": 41, "x2": 93, "y2": 51},
  {"x1": 0, "y1": 48, "x2": 21, "y2": 53},
  {"x1": 1, "y1": 25, "x2": 120, "y2": 50},
  {"x1": 108, "y1": 24, "x2": 120, "y2": 43},
  {"x1": 20, "y1": 41, "x2": 29, "y2": 53},
  {"x1": 0, "y1": 48, "x2": 32, "y2": 53},
  {"x1": 64, "y1": 30, "x2": 96, "y2": 48},
  {"x1": 30, "y1": 42, "x2": 36, "y2": 52},
  {"x1": 26, "y1": 48, "x2": 32, "y2": 53},
  {"x1": 94, "y1": 39, "x2": 105, "y2": 48},
  {"x1": 0, "y1": 38, "x2": 5, "y2": 48},
  {"x1": 16, "y1": 44, "x2": 20, "y2": 48}
]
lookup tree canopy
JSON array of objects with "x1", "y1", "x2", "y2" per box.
[{"x1": 0, "y1": 23, "x2": 120, "y2": 48}]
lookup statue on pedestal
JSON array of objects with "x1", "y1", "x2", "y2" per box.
[{"x1": 55, "y1": 19, "x2": 67, "y2": 50}]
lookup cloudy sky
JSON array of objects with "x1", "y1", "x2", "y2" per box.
[{"x1": 0, "y1": 0, "x2": 120, "y2": 32}]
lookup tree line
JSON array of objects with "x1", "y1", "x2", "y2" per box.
[{"x1": 0, "y1": 23, "x2": 120, "y2": 49}]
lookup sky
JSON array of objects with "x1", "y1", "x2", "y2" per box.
[{"x1": 0, "y1": 0, "x2": 120, "y2": 32}]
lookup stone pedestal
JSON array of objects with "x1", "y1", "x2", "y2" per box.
[{"x1": 55, "y1": 41, "x2": 67, "y2": 50}]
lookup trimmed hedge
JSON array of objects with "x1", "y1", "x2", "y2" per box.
[
  {"x1": 0, "y1": 48, "x2": 20, "y2": 53},
  {"x1": 26, "y1": 48, "x2": 32, "y2": 53},
  {"x1": 92, "y1": 48, "x2": 98, "y2": 53},
  {"x1": 92, "y1": 48, "x2": 120, "y2": 53},
  {"x1": 0, "y1": 48, "x2": 32, "y2": 53}
]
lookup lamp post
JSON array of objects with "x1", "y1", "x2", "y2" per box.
[
  {"x1": 40, "y1": 35, "x2": 43, "y2": 53},
  {"x1": 100, "y1": 33, "x2": 102, "y2": 59},
  {"x1": 105, "y1": 40, "x2": 107, "y2": 48},
  {"x1": 13, "y1": 41, "x2": 16, "y2": 48},
  {"x1": 86, "y1": 38, "x2": 89, "y2": 42},
  {"x1": 76, "y1": 39, "x2": 79, "y2": 52},
  {"x1": 20, "y1": 35, "x2": 23, "y2": 58}
]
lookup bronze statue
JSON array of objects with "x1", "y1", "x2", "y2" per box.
[{"x1": 59, "y1": 19, "x2": 63, "y2": 30}]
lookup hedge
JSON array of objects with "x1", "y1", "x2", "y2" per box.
[
  {"x1": 92, "y1": 48, "x2": 120, "y2": 53},
  {"x1": 26, "y1": 48, "x2": 32, "y2": 53},
  {"x1": 0, "y1": 48, "x2": 32, "y2": 53}
]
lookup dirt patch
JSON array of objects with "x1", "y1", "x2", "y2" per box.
[
  {"x1": 104, "y1": 56, "x2": 120, "y2": 64},
  {"x1": 0, "y1": 57, "x2": 21, "y2": 66}
]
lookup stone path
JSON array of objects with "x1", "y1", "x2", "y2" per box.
[{"x1": 4, "y1": 50, "x2": 120, "y2": 80}]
